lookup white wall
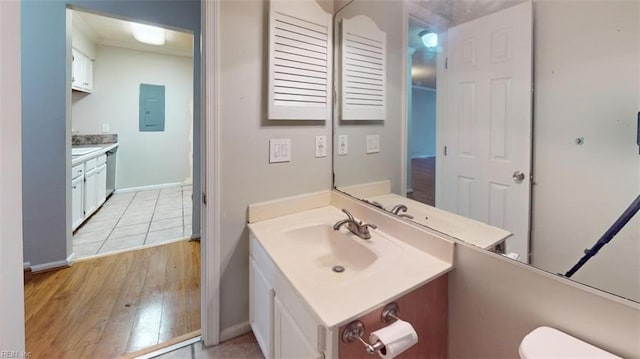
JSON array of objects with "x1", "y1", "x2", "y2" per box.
[
  {"x1": 410, "y1": 86, "x2": 436, "y2": 158},
  {"x1": 0, "y1": 0, "x2": 25, "y2": 351},
  {"x1": 333, "y1": 0, "x2": 405, "y2": 194},
  {"x1": 72, "y1": 45, "x2": 194, "y2": 189},
  {"x1": 71, "y1": 12, "x2": 96, "y2": 59},
  {"x1": 218, "y1": 0, "x2": 333, "y2": 332},
  {"x1": 449, "y1": 243, "x2": 640, "y2": 358},
  {"x1": 531, "y1": 0, "x2": 640, "y2": 302}
]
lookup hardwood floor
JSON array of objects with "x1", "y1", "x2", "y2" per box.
[
  {"x1": 24, "y1": 240, "x2": 200, "y2": 359},
  {"x1": 407, "y1": 156, "x2": 436, "y2": 206}
]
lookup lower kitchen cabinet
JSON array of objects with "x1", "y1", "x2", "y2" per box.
[
  {"x1": 84, "y1": 167, "x2": 98, "y2": 217},
  {"x1": 96, "y1": 163, "x2": 107, "y2": 207},
  {"x1": 72, "y1": 149, "x2": 114, "y2": 232},
  {"x1": 71, "y1": 175, "x2": 84, "y2": 230}
]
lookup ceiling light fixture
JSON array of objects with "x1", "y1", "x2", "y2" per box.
[
  {"x1": 419, "y1": 30, "x2": 438, "y2": 48},
  {"x1": 132, "y1": 23, "x2": 165, "y2": 46}
]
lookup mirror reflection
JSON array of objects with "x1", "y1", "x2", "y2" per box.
[{"x1": 333, "y1": 0, "x2": 639, "y2": 303}]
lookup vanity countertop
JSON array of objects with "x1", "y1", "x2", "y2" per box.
[
  {"x1": 71, "y1": 143, "x2": 118, "y2": 166},
  {"x1": 367, "y1": 193, "x2": 511, "y2": 250},
  {"x1": 248, "y1": 205, "x2": 454, "y2": 328}
]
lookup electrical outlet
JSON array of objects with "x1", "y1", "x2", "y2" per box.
[
  {"x1": 269, "y1": 139, "x2": 291, "y2": 163},
  {"x1": 338, "y1": 135, "x2": 348, "y2": 156},
  {"x1": 102, "y1": 124, "x2": 110, "y2": 133},
  {"x1": 315, "y1": 136, "x2": 327, "y2": 158},
  {"x1": 366, "y1": 134, "x2": 380, "y2": 154}
]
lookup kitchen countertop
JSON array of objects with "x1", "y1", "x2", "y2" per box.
[
  {"x1": 248, "y1": 205, "x2": 454, "y2": 328},
  {"x1": 71, "y1": 143, "x2": 118, "y2": 166}
]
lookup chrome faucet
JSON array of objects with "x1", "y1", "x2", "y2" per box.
[
  {"x1": 390, "y1": 204, "x2": 414, "y2": 219},
  {"x1": 333, "y1": 209, "x2": 377, "y2": 240}
]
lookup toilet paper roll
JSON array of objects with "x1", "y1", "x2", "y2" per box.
[{"x1": 369, "y1": 319, "x2": 418, "y2": 359}]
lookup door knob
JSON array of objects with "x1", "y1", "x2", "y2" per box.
[{"x1": 513, "y1": 171, "x2": 525, "y2": 183}]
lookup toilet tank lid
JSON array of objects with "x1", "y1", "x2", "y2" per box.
[{"x1": 519, "y1": 327, "x2": 621, "y2": 359}]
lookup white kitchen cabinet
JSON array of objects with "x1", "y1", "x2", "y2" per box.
[
  {"x1": 95, "y1": 155, "x2": 107, "y2": 207},
  {"x1": 84, "y1": 167, "x2": 98, "y2": 217},
  {"x1": 96, "y1": 163, "x2": 107, "y2": 207},
  {"x1": 71, "y1": 175, "x2": 84, "y2": 230},
  {"x1": 273, "y1": 296, "x2": 319, "y2": 359},
  {"x1": 72, "y1": 48, "x2": 93, "y2": 93}
]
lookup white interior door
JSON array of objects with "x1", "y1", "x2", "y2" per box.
[{"x1": 444, "y1": 2, "x2": 532, "y2": 262}]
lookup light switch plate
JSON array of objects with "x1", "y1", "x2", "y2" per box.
[
  {"x1": 338, "y1": 135, "x2": 348, "y2": 156},
  {"x1": 102, "y1": 124, "x2": 110, "y2": 133},
  {"x1": 315, "y1": 136, "x2": 327, "y2": 158},
  {"x1": 366, "y1": 134, "x2": 380, "y2": 154},
  {"x1": 269, "y1": 139, "x2": 291, "y2": 163}
]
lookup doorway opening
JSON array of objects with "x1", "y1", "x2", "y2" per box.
[
  {"x1": 406, "y1": 17, "x2": 439, "y2": 206},
  {"x1": 23, "y1": 7, "x2": 202, "y2": 358},
  {"x1": 69, "y1": 9, "x2": 196, "y2": 259}
]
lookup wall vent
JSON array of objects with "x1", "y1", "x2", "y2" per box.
[
  {"x1": 268, "y1": 0, "x2": 332, "y2": 121},
  {"x1": 340, "y1": 15, "x2": 386, "y2": 121}
]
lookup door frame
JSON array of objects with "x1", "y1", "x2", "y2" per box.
[
  {"x1": 0, "y1": 0, "x2": 26, "y2": 352},
  {"x1": 65, "y1": 3, "x2": 222, "y2": 346},
  {"x1": 201, "y1": 0, "x2": 221, "y2": 347},
  {"x1": 404, "y1": 13, "x2": 449, "y2": 206}
]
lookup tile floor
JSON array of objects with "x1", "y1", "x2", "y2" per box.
[
  {"x1": 73, "y1": 185, "x2": 193, "y2": 259},
  {"x1": 153, "y1": 332, "x2": 263, "y2": 359}
]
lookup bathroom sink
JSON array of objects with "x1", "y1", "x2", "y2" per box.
[
  {"x1": 248, "y1": 204, "x2": 455, "y2": 327},
  {"x1": 284, "y1": 224, "x2": 378, "y2": 270},
  {"x1": 72, "y1": 147, "x2": 102, "y2": 156},
  {"x1": 281, "y1": 223, "x2": 401, "y2": 287}
]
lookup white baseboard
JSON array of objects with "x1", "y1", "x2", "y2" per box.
[
  {"x1": 66, "y1": 252, "x2": 76, "y2": 265},
  {"x1": 23, "y1": 261, "x2": 31, "y2": 269},
  {"x1": 30, "y1": 255, "x2": 74, "y2": 273},
  {"x1": 220, "y1": 321, "x2": 251, "y2": 342},
  {"x1": 115, "y1": 182, "x2": 186, "y2": 194}
]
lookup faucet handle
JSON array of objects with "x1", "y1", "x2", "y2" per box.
[
  {"x1": 341, "y1": 208, "x2": 355, "y2": 221},
  {"x1": 391, "y1": 204, "x2": 408, "y2": 214},
  {"x1": 359, "y1": 223, "x2": 377, "y2": 239}
]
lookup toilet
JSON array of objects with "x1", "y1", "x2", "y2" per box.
[{"x1": 519, "y1": 326, "x2": 622, "y2": 358}]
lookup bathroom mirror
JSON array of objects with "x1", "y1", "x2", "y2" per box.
[{"x1": 333, "y1": 0, "x2": 640, "y2": 303}]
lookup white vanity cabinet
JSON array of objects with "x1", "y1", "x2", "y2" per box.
[
  {"x1": 71, "y1": 164, "x2": 84, "y2": 230},
  {"x1": 250, "y1": 235, "x2": 324, "y2": 359},
  {"x1": 72, "y1": 48, "x2": 93, "y2": 93},
  {"x1": 250, "y1": 257, "x2": 273, "y2": 357},
  {"x1": 273, "y1": 296, "x2": 319, "y2": 359}
]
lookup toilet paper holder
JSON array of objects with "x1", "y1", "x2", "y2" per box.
[{"x1": 341, "y1": 302, "x2": 402, "y2": 355}]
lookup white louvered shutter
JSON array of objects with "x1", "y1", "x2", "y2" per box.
[
  {"x1": 341, "y1": 15, "x2": 386, "y2": 121},
  {"x1": 268, "y1": 0, "x2": 332, "y2": 121}
]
